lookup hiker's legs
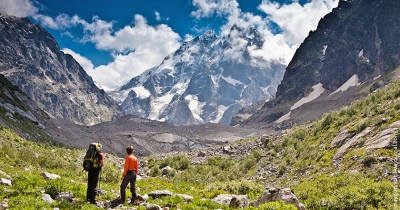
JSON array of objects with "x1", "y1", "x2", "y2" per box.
[
  {"x1": 130, "y1": 173, "x2": 137, "y2": 202},
  {"x1": 87, "y1": 170, "x2": 99, "y2": 202},
  {"x1": 120, "y1": 174, "x2": 133, "y2": 202}
]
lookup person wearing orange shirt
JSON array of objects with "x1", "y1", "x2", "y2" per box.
[{"x1": 120, "y1": 145, "x2": 139, "y2": 204}]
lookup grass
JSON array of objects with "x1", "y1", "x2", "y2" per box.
[{"x1": 1, "y1": 80, "x2": 400, "y2": 209}]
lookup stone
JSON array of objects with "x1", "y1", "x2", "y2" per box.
[
  {"x1": 212, "y1": 194, "x2": 234, "y2": 205},
  {"x1": 146, "y1": 204, "x2": 162, "y2": 210},
  {"x1": 229, "y1": 195, "x2": 249, "y2": 208},
  {"x1": 41, "y1": 194, "x2": 54, "y2": 203},
  {"x1": 0, "y1": 201, "x2": 8, "y2": 210},
  {"x1": 0, "y1": 178, "x2": 11, "y2": 186},
  {"x1": 55, "y1": 192, "x2": 73, "y2": 202},
  {"x1": 40, "y1": 172, "x2": 61, "y2": 180},
  {"x1": 176, "y1": 194, "x2": 193, "y2": 202},
  {"x1": 148, "y1": 190, "x2": 173, "y2": 199},
  {"x1": 251, "y1": 188, "x2": 304, "y2": 210},
  {"x1": 161, "y1": 166, "x2": 173, "y2": 175}
]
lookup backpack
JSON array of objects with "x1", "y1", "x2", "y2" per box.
[{"x1": 83, "y1": 143, "x2": 102, "y2": 171}]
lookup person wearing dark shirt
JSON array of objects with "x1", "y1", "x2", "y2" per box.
[{"x1": 86, "y1": 144, "x2": 104, "y2": 204}]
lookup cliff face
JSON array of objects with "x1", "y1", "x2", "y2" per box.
[
  {"x1": 0, "y1": 15, "x2": 125, "y2": 125},
  {"x1": 243, "y1": 0, "x2": 400, "y2": 128}
]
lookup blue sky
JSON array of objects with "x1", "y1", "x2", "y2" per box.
[{"x1": 1, "y1": 0, "x2": 339, "y2": 91}]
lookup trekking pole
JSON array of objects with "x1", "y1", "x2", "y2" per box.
[{"x1": 97, "y1": 170, "x2": 101, "y2": 200}]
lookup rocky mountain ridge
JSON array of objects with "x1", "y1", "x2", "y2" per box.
[
  {"x1": 0, "y1": 14, "x2": 125, "y2": 126},
  {"x1": 238, "y1": 0, "x2": 400, "y2": 128},
  {"x1": 111, "y1": 25, "x2": 286, "y2": 125}
]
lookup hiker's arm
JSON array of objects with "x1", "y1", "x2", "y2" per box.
[
  {"x1": 121, "y1": 156, "x2": 129, "y2": 179},
  {"x1": 99, "y1": 153, "x2": 104, "y2": 167}
]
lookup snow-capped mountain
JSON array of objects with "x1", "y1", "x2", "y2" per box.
[{"x1": 112, "y1": 25, "x2": 286, "y2": 125}]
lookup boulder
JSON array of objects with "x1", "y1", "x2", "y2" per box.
[
  {"x1": 148, "y1": 190, "x2": 173, "y2": 199},
  {"x1": 176, "y1": 194, "x2": 193, "y2": 202},
  {"x1": 0, "y1": 201, "x2": 7, "y2": 210},
  {"x1": 40, "y1": 172, "x2": 61, "y2": 180},
  {"x1": 55, "y1": 192, "x2": 73, "y2": 202},
  {"x1": 212, "y1": 194, "x2": 249, "y2": 208},
  {"x1": 41, "y1": 194, "x2": 54, "y2": 203},
  {"x1": 146, "y1": 204, "x2": 162, "y2": 210},
  {"x1": 251, "y1": 188, "x2": 304, "y2": 210},
  {"x1": 0, "y1": 178, "x2": 11, "y2": 186}
]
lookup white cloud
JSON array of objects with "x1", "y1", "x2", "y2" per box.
[
  {"x1": 61, "y1": 48, "x2": 94, "y2": 71},
  {"x1": 0, "y1": 0, "x2": 38, "y2": 17},
  {"x1": 258, "y1": 0, "x2": 339, "y2": 44},
  {"x1": 54, "y1": 15, "x2": 181, "y2": 91},
  {"x1": 191, "y1": 0, "x2": 338, "y2": 67},
  {"x1": 155, "y1": 11, "x2": 161, "y2": 21},
  {"x1": 191, "y1": 0, "x2": 240, "y2": 19}
]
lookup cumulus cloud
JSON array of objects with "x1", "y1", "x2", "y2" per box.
[
  {"x1": 191, "y1": 0, "x2": 338, "y2": 67},
  {"x1": 258, "y1": 0, "x2": 339, "y2": 44},
  {"x1": 54, "y1": 14, "x2": 181, "y2": 91},
  {"x1": 62, "y1": 48, "x2": 94, "y2": 71},
  {"x1": 0, "y1": 0, "x2": 38, "y2": 17}
]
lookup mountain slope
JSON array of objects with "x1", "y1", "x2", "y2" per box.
[
  {"x1": 0, "y1": 15, "x2": 125, "y2": 126},
  {"x1": 241, "y1": 0, "x2": 400, "y2": 128},
  {"x1": 111, "y1": 25, "x2": 286, "y2": 125}
]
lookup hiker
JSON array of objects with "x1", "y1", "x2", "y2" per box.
[
  {"x1": 86, "y1": 143, "x2": 104, "y2": 204},
  {"x1": 120, "y1": 145, "x2": 139, "y2": 204}
]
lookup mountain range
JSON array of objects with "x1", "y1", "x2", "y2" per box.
[
  {"x1": 109, "y1": 25, "x2": 286, "y2": 125},
  {"x1": 0, "y1": 0, "x2": 399, "y2": 157}
]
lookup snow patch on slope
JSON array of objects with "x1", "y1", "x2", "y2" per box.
[
  {"x1": 132, "y1": 86, "x2": 151, "y2": 99},
  {"x1": 185, "y1": 94, "x2": 206, "y2": 122},
  {"x1": 291, "y1": 83, "x2": 325, "y2": 110},
  {"x1": 210, "y1": 105, "x2": 229, "y2": 123},
  {"x1": 330, "y1": 74, "x2": 360, "y2": 95}
]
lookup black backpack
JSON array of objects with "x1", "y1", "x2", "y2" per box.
[{"x1": 83, "y1": 143, "x2": 101, "y2": 171}]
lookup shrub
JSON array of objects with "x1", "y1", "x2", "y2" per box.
[
  {"x1": 257, "y1": 201, "x2": 297, "y2": 210},
  {"x1": 44, "y1": 178, "x2": 67, "y2": 199}
]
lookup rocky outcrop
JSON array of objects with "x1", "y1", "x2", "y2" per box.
[{"x1": 0, "y1": 15, "x2": 125, "y2": 126}]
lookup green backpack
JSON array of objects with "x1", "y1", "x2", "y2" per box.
[{"x1": 83, "y1": 143, "x2": 101, "y2": 171}]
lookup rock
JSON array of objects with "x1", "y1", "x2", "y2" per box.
[
  {"x1": 333, "y1": 127, "x2": 372, "y2": 160},
  {"x1": 41, "y1": 194, "x2": 54, "y2": 203},
  {"x1": 95, "y1": 188, "x2": 107, "y2": 196},
  {"x1": 299, "y1": 203, "x2": 306, "y2": 210},
  {"x1": 161, "y1": 166, "x2": 173, "y2": 175},
  {"x1": 365, "y1": 125, "x2": 398, "y2": 150},
  {"x1": 55, "y1": 192, "x2": 73, "y2": 202},
  {"x1": 176, "y1": 194, "x2": 193, "y2": 202},
  {"x1": 251, "y1": 188, "x2": 303, "y2": 210},
  {"x1": 40, "y1": 172, "x2": 61, "y2": 180},
  {"x1": 330, "y1": 128, "x2": 354, "y2": 149},
  {"x1": 212, "y1": 194, "x2": 234, "y2": 205},
  {"x1": 148, "y1": 190, "x2": 173, "y2": 199},
  {"x1": 137, "y1": 194, "x2": 148, "y2": 202},
  {"x1": 223, "y1": 146, "x2": 235, "y2": 154},
  {"x1": 229, "y1": 195, "x2": 249, "y2": 208},
  {"x1": 197, "y1": 151, "x2": 207, "y2": 157},
  {"x1": 0, "y1": 178, "x2": 12, "y2": 186},
  {"x1": 0, "y1": 201, "x2": 8, "y2": 210},
  {"x1": 212, "y1": 194, "x2": 249, "y2": 207},
  {"x1": 146, "y1": 204, "x2": 162, "y2": 210}
]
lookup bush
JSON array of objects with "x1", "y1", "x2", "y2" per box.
[{"x1": 257, "y1": 201, "x2": 297, "y2": 210}]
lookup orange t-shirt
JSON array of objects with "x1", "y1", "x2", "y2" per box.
[{"x1": 123, "y1": 154, "x2": 139, "y2": 177}]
